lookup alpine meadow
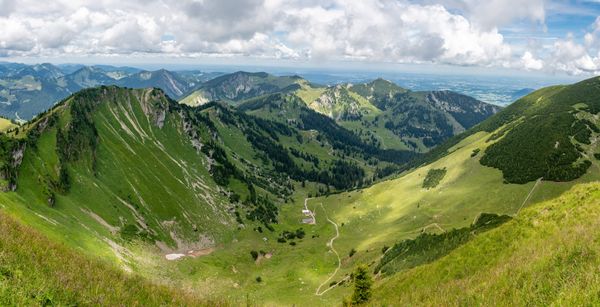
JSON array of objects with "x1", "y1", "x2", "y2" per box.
[{"x1": 1, "y1": 1, "x2": 600, "y2": 306}]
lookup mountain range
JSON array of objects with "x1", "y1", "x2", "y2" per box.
[
  {"x1": 181, "y1": 71, "x2": 501, "y2": 152},
  {"x1": 0, "y1": 62, "x2": 222, "y2": 120},
  {"x1": 1, "y1": 64, "x2": 599, "y2": 305},
  {"x1": 0, "y1": 64, "x2": 500, "y2": 153}
]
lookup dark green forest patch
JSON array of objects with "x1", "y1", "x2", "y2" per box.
[
  {"x1": 422, "y1": 168, "x2": 446, "y2": 189},
  {"x1": 375, "y1": 213, "x2": 511, "y2": 276}
]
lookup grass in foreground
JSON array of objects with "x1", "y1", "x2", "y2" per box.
[
  {"x1": 0, "y1": 212, "x2": 220, "y2": 306},
  {"x1": 373, "y1": 182, "x2": 600, "y2": 305}
]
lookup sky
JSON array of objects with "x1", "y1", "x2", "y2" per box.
[{"x1": 0, "y1": 0, "x2": 599, "y2": 77}]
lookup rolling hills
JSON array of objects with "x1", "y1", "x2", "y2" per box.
[
  {"x1": 186, "y1": 72, "x2": 501, "y2": 152},
  {"x1": 293, "y1": 78, "x2": 501, "y2": 151},
  {"x1": 1, "y1": 75, "x2": 600, "y2": 305}
]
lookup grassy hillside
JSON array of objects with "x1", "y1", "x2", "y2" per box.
[
  {"x1": 0, "y1": 212, "x2": 216, "y2": 306},
  {"x1": 181, "y1": 72, "x2": 302, "y2": 106},
  {"x1": 0, "y1": 85, "x2": 416, "y2": 305},
  {"x1": 1, "y1": 86, "x2": 233, "y2": 268},
  {"x1": 179, "y1": 73, "x2": 499, "y2": 153},
  {"x1": 373, "y1": 182, "x2": 600, "y2": 305},
  {"x1": 149, "y1": 122, "x2": 597, "y2": 305},
  {"x1": 0, "y1": 117, "x2": 16, "y2": 132},
  {"x1": 284, "y1": 76, "x2": 600, "y2": 305},
  {"x1": 3, "y1": 75, "x2": 600, "y2": 306},
  {"x1": 478, "y1": 78, "x2": 600, "y2": 183},
  {"x1": 292, "y1": 78, "x2": 500, "y2": 152}
]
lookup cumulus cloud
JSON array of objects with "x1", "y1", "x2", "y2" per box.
[
  {"x1": 0, "y1": 0, "x2": 596, "y2": 75},
  {"x1": 428, "y1": 0, "x2": 546, "y2": 30},
  {"x1": 521, "y1": 51, "x2": 544, "y2": 70},
  {"x1": 0, "y1": 0, "x2": 515, "y2": 66},
  {"x1": 276, "y1": 1, "x2": 512, "y2": 65},
  {"x1": 523, "y1": 16, "x2": 600, "y2": 76},
  {"x1": 548, "y1": 36, "x2": 600, "y2": 75}
]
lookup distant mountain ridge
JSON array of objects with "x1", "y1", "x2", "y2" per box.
[
  {"x1": 222, "y1": 73, "x2": 501, "y2": 152},
  {"x1": 180, "y1": 71, "x2": 303, "y2": 106},
  {"x1": 0, "y1": 64, "x2": 500, "y2": 153},
  {"x1": 0, "y1": 62, "x2": 222, "y2": 119}
]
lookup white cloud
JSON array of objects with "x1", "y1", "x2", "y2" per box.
[
  {"x1": 521, "y1": 51, "x2": 544, "y2": 70},
  {"x1": 0, "y1": 0, "x2": 515, "y2": 67},
  {"x1": 548, "y1": 37, "x2": 600, "y2": 75},
  {"x1": 461, "y1": 0, "x2": 545, "y2": 30},
  {"x1": 0, "y1": 0, "x2": 596, "y2": 75}
]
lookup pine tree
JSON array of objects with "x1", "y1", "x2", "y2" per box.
[{"x1": 350, "y1": 264, "x2": 372, "y2": 305}]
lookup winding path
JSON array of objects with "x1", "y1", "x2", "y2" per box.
[{"x1": 315, "y1": 204, "x2": 341, "y2": 296}]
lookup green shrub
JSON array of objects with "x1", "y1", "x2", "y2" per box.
[
  {"x1": 422, "y1": 168, "x2": 446, "y2": 189},
  {"x1": 375, "y1": 213, "x2": 511, "y2": 275},
  {"x1": 350, "y1": 265, "x2": 372, "y2": 305}
]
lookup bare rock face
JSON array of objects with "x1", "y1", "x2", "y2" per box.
[
  {"x1": 138, "y1": 88, "x2": 171, "y2": 129},
  {"x1": 3, "y1": 142, "x2": 26, "y2": 192},
  {"x1": 309, "y1": 85, "x2": 363, "y2": 121}
]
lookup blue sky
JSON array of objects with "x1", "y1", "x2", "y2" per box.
[
  {"x1": 503, "y1": 1, "x2": 598, "y2": 44},
  {"x1": 0, "y1": 0, "x2": 599, "y2": 77}
]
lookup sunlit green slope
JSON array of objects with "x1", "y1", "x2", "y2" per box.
[
  {"x1": 373, "y1": 182, "x2": 600, "y2": 305},
  {"x1": 0, "y1": 212, "x2": 216, "y2": 306},
  {"x1": 294, "y1": 78, "x2": 501, "y2": 152},
  {"x1": 0, "y1": 85, "x2": 411, "y2": 305},
  {"x1": 1, "y1": 86, "x2": 232, "y2": 268},
  {"x1": 3, "y1": 75, "x2": 600, "y2": 306},
  {"x1": 261, "y1": 76, "x2": 600, "y2": 304}
]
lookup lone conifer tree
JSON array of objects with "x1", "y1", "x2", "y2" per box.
[{"x1": 350, "y1": 264, "x2": 372, "y2": 305}]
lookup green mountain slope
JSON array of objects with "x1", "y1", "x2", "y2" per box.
[
  {"x1": 0, "y1": 85, "x2": 412, "y2": 305},
  {"x1": 415, "y1": 76, "x2": 600, "y2": 185},
  {"x1": 477, "y1": 78, "x2": 600, "y2": 183},
  {"x1": 179, "y1": 73, "x2": 500, "y2": 154},
  {"x1": 372, "y1": 182, "x2": 600, "y2": 305},
  {"x1": 0, "y1": 212, "x2": 214, "y2": 306},
  {"x1": 3, "y1": 75, "x2": 600, "y2": 306},
  {"x1": 265, "y1": 76, "x2": 600, "y2": 304},
  {"x1": 181, "y1": 71, "x2": 302, "y2": 106},
  {"x1": 293, "y1": 78, "x2": 500, "y2": 152},
  {"x1": 0, "y1": 87, "x2": 236, "y2": 267}
]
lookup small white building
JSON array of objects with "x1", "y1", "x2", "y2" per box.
[
  {"x1": 302, "y1": 209, "x2": 312, "y2": 216},
  {"x1": 302, "y1": 217, "x2": 315, "y2": 224}
]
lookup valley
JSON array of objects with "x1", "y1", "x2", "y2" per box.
[
  {"x1": 1, "y1": 69, "x2": 600, "y2": 306},
  {"x1": 3, "y1": 0, "x2": 600, "y2": 305}
]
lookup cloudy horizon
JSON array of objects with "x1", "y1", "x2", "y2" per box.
[{"x1": 1, "y1": 0, "x2": 599, "y2": 77}]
